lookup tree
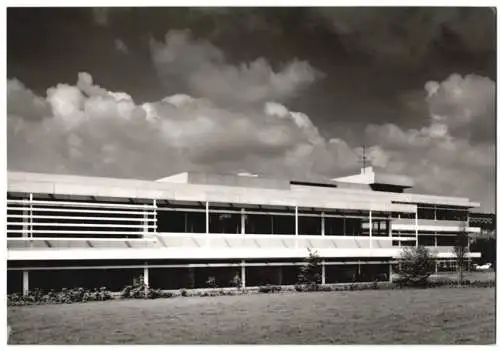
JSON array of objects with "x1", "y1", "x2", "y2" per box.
[
  {"x1": 454, "y1": 226, "x2": 469, "y2": 287},
  {"x1": 396, "y1": 246, "x2": 436, "y2": 287},
  {"x1": 297, "y1": 248, "x2": 322, "y2": 290}
]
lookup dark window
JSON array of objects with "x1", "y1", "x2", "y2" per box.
[
  {"x1": 272, "y1": 215, "x2": 295, "y2": 235},
  {"x1": 325, "y1": 217, "x2": 344, "y2": 236},
  {"x1": 209, "y1": 213, "x2": 241, "y2": 234},
  {"x1": 245, "y1": 214, "x2": 273, "y2": 234},
  {"x1": 345, "y1": 218, "x2": 363, "y2": 236},
  {"x1": 417, "y1": 206, "x2": 435, "y2": 220},
  {"x1": 298, "y1": 216, "x2": 321, "y2": 235},
  {"x1": 158, "y1": 211, "x2": 186, "y2": 233},
  {"x1": 437, "y1": 235, "x2": 457, "y2": 246},
  {"x1": 419, "y1": 235, "x2": 435, "y2": 246},
  {"x1": 185, "y1": 212, "x2": 206, "y2": 233},
  {"x1": 401, "y1": 240, "x2": 416, "y2": 247}
]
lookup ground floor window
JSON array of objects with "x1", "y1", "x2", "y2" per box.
[{"x1": 8, "y1": 261, "x2": 394, "y2": 293}]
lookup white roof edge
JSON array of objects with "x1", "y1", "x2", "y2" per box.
[{"x1": 155, "y1": 172, "x2": 189, "y2": 183}]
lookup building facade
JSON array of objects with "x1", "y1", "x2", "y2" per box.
[{"x1": 7, "y1": 167, "x2": 481, "y2": 293}]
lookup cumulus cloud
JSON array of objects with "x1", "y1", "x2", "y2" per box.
[
  {"x1": 7, "y1": 79, "x2": 51, "y2": 120},
  {"x1": 150, "y1": 30, "x2": 321, "y2": 105},
  {"x1": 7, "y1": 69, "x2": 354, "y2": 181},
  {"x1": 364, "y1": 73, "x2": 495, "y2": 210},
  {"x1": 425, "y1": 74, "x2": 495, "y2": 142}
]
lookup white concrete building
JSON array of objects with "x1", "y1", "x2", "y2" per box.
[{"x1": 7, "y1": 167, "x2": 481, "y2": 293}]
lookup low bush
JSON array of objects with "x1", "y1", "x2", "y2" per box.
[
  {"x1": 180, "y1": 289, "x2": 188, "y2": 297},
  {"x1": 317, "y1": 285, "x2": 333, "y2": 292},
  {"x1": 7, "y1": 287, "x2": 113, "y2": 306},
  {"x1": 120, "y1": 275, "x2": 164, "y2": 299},
  {"x1": 258, "y1": 285, "x2": 282, "y2": 294}
]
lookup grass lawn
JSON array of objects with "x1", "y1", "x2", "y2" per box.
[{"x1": 8, "y1": 287, "x2": 495, "y2": 345}]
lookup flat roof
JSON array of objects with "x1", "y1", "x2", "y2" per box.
[{"x1": 7, "y1": 170, "x2": 479, "y2": 209}]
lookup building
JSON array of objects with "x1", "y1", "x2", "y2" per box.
[
  {"x1": 469, "y1": 213, "x2": 496, "y2": 238},
  {"x1": 7, "y1": 166, "x2": 482, "y2": 294}
]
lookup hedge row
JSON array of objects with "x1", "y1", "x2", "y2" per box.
[
  {"x1": 7, "y1": 287, "x2": 113, "y2": 306},
  {"x1": 7, "y1": 280, "x2": 495, "y2": 306}
]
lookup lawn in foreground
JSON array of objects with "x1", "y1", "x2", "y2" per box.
[{"x1": 8, "y1": 287, "x2": 495, "y2": 344}]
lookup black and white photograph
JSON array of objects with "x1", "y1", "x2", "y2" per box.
[{"x1": 5, "y1": 5, "x2": 497, "y2": 345}]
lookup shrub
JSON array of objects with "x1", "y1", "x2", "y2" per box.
[
  {"x1": 206, "y1": 276, "x2": 217, "y2": 289},
  {"x1": 396, "y1": 246, "x2": 437, "y2": 287},
  {"x1": 297, "y1": 249, "x2": 322, "y2": 291},
  {"x1": 180, "y1": 289, "x2": 188, "y2": 297},
  {"x1": 318, "y1": 285, "x2": 332, "y2": 292},
  {"x1": 120, "y1": 275, "x2": 163, "y2": 299},
  {"x1": 258, "y1": 285, "x2": 281, "y2": 294},
  {"x1": 230, "y1": 274, "x2": 242, "y2": 290},
  {"x1": 7, "y1": 287, "x2": 113, "y2": 306}
]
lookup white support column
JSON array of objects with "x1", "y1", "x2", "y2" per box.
[
  {"x1": 388, "y1": 213, "x2": 392, "y2": 238},
  {"x1": 321, "y1": 261, "x2": 326, "y2": 285},
  {"x1": 321, "y1": 211, "x2": 325, "y2": 236},
  {"x1": 205, "y1": 201, "x2": 210, "y2": 246},
  {"x1": 294, "y1": 206, "x2": 299, "y2": 248},
  {"x1": 369, "y1": 210, "x2": 372, "y2": 249},
  {"x1": 241, "y1": 208, "x2": 245, "y2": 235},
  {"x1": 206, "y1": 201, "x2": 209, "y2": 234},
  {"x1": 415, "y1": 210, "x2": 419, "y2": 247},
  {"x1": 22, "y1": 271, "x2": 29, "y2": 296},
  {"x1": 143, "y1": 265, "x2": 149, "y2": 286},
  {"x1": 241, "y1": 260, "x2": 246, "y2": 289},
  {"x1": 389, "y1": 264, "x2": 393, "y2": 282}
]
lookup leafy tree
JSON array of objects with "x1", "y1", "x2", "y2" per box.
[
  {"x1": 297, "y1": 248, "x2": 322, "y2": 291},
  {"x1": 454, "y1": 227, "x2": 469, "y2": 287},
  {"x1": 396, "y1": 246, "x2": 436, "y2": 287}
]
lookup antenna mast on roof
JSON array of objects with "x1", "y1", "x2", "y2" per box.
[{"x1": 359, "y1": 145, "x2": 371, "y2": 174}]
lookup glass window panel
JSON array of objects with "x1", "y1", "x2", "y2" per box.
[
  {"x1": 272, "y1": 215, "x2": 295, "y2": 235},
  {"x1": 158, "y1": 211, "x2": 185, "y2": 233},
  {"x1": 419, "y1": 235, "x2": 435, "y2": 246},
  {"x1": 209, "y1": 213, "x2": 241, "y2": 234},
  {"x1": 185, "y1": 212, "x2": 206, "y2": 233},
  {"x1": 345, "y1": 217, "x2": 362, "y2": 236},
  {"x1": 245, "y1": 214, "x2": 273, "y2": 234},
  {"x1": 298, "y1": 216, "x2": 321, "y2": 235},
  {"x1": 437, "y1": 235, "x2": 457, "y2": 246},
  {"x1": 325, "y1": 217, "x2": 344, "y2": 235}
]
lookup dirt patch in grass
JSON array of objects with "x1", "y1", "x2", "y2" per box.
[{"x1": 8, "y1": 287, "x2": 495, "y2": 344}]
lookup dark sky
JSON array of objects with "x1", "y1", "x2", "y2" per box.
[{"x1": 6, "y1": 7, "x2": 497, "y2": 211}]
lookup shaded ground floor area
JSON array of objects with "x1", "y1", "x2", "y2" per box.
[
  {"x1": 8, "y1": 287, "x2": 495, "y2": 344},
  {"x1": 8, "y1": 257, "x2": 392, "y2": 293}
]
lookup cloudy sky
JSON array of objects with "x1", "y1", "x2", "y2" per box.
[{"x1": 7, "y1": 7, "x2": 496, "y2": 212}]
